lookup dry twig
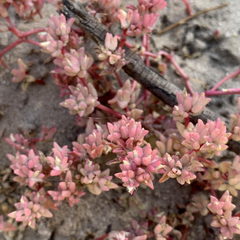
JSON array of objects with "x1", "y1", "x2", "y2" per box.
[
  {"x1": 60, "y1": 0, "x2": 240, "y2": 155},
  {"x1": 153, "y1": 3, "x2": 229, "y2": 36}
]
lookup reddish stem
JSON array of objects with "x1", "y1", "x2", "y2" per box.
[
  {"x1": 234, "y1": 213, "x2": 240, "y2": 218},
  {"x1": 181, "y1": 226, "x2": 188, "y2": 240},
  {"x1": 30, "y1": 142, "x2": 38, "y2": 155},
  {"x1": 159, "y1": 51, "x2": 194, "y2": 95},
  {"x1": 221, "y1": 174, "x2": 228, "y2": 181},
  {"x1": 78, "y1": 77, "x2": 87, "y2": 87},
  {"x1": 197, "y1": 157, "x2": 211, "y2": 165},
  {"x1": 0, "y1": 16, "x2": 45, "y2": 66},
  {"x1": 114, "y1": 71, "x2": 123, "y2": 87},
  {"x1": 187, "y1": 150, "x2": 194, "y2": 155},
  {"x1": 21, "y1": 28, "x2": 46, "y2": 37},
  {"x1": 62, "y1": 47, "x2": 67, "y2": 55},
  {"x1": 72, "y1": 28, "x2": 85, "y2": 35},
  {"x1": 0, "y1": 39, "x2": 23, "y2": 59},
  {"x1": 209, "y1": 67, "x2": 240, "y2": 92},
  {"x1": 135, "y1": 95, "x2": 145, "y2": 107},
  {"x1": 131, "y1": 80, "x2": 137, "y2": 92},
  {"x1": 35, "y1": 79, "x2": 45, "y2": 85},
  {"x1": 115, "y1": 35, "x2": 133, "y2": 48},
  {"x1": 25, "y1": 39, "x2": 41, "y2": 47},
  {"x1": 6, "y1": 16, "x2": 46, "y2": 38},
  {"x1": 96, "y1": 104, "x2": 122, "y2": 118},
  {"x1": 89, "y1": 63, "x2": 101, "y2": 71},
  {"x1": 181, "y1": 0, "x2": 192, "y2": 15},
  {"x1": 143, "y1": 51, "x2": 157, "y2": 58},
  {"x1": 118, "y1": 29, "x2": 127, "y2": 49},
  {"x1": 184, "y1": 116, "x2": 190, "y2": 128},
  {"x1": 205, "y1": 88, "x2": 240, "y2": 96},
  {"x1": 210, "y1": 188, "x2": 217, "y2": 198},
  {"x1": 5, "y1": 17, "x2": 21, "y2": 36},
  {"x1": 143, "y1": 89, "x2": 150, "y2": 110}
]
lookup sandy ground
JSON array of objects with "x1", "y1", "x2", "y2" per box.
[{"x1": 0, "y1": 0, "x2": 240, "y2": 239}]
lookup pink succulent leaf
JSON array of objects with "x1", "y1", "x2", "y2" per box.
[
  {"x1": 97, "y1": 34, "x2": 127, "y2": 75},
  {"x1": 154, "y1": 215, "x2": 173, "y2": 240},
  {"x1": 5, "y1": 133, "x2": 30, "y2": 153},
  {"x1": 97, "y1": 0, "x2": 121, "y2": 22},
  {"x1": 155, "y1": 124, "x2": 190, "y2": 157},
  {"x1": 118, "y1": 9, "x2": 133, "y2": 29},
  {"x1": 126, "y1": 7, "x2": 159, "y2": 36},
  {"x1": 217, "y1": 156, "x2": 240, "y2": 197},
  {"x1": 107, "y1": 116, "x2": 148, "y2": 157},
  {"x1": 0, "y1": 215, "x2": 17, "y2": 232},
  {"x1": 69, "y1": 141, "x2": 87, "y2": 163},
  {"x1": 39, "y1": 125, "x2": 57, "y2": 142},
  {"x1": 11, "y1": 59, "x2": 29, "y2": 83},
  {"x1": 60, "y1": 82, "x2": 99, "y2": 117},
  {"x1": 182, "y1": 118, "x2": 231, "y2": 158},
  {"x1": 48, "y1": 171, "x2": 85, "y2": 207},
  {"x1": 188, "y1": 193, "x2": 209, "y2": 216},
  {"x1": 219, "y1": 190, "x2": 236, "y2": 212},
  {"x1": 98, "y1": 0, "x2": 121, "y2": 11},
  {"x1": 105, "y1": 33, "x2": 118, "y2": 51},
  {"x1": 7, "y1": 0, "x2": 44, "y2": 18},
  {"x1": 142, "y1": 13, "x2": 159, "y2": 32},
  {"x1": 66, "y1": 30, "x2": 83, "y2": 50},
  {"x1": 208, "y1": 196, "x2": 224, "y2": 215},
  {"x1": 45, "y1": 14, "x2": 75, "y2": 45},
  {"x1": 7, "y1": 150, "x2": 45, "y2": 188},
  {"x1": 173, "y1": 90, "x2": 211, "y2": 122},
  {"x1": 47, "y1": 142, "x2": 70, "y2": 176},
  {"x1": 77, "y1": 160, "x2": 118, "y2": 195},
  {"x1": 108, "y1": 79, "x2": 131, "y2": 109},
  {"x1": 115, "y1": 144, "x2": 161, "y2": 194},
  {"x1": 54, "y1": 47, "x2": 93, "y2": 78},
  {"x1": 108, "y1": 80, "x2": 141, "y2": 110},
  {"x1": 8, "y1": 189, "x2": 53, "y2": 229},
  {"x1": 159, "y1": 152, "x2": 203, "y2": 185},
  {"x1": 0, "y1": 3, "x2": 8, "y2": 18},
  {"x1": 137, "y1": 0, "x2": 167, "y2": 14},
  {"x1": 40, "y1": 34, "x2": 64, "y2": 57},
  {"x1": 125, "y1": 219, "x2": 149, "y2": 239},
  {"x1": 229, "y1": 99, "x2": 240, "y2": 141},
  {"x1": 208, "y1": 191, "x2": 240, "y2": 239},
  {"x1": 108, "y1": 231, "x2": 130, "y2": 240},
  {"x1": 83, "y1": 125, "x2": 110, "y2": 159},
  {"x1": 201, "y1": 160, "x2": 226, "y2": 191}
]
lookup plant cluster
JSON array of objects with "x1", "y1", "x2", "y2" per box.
[{"x1": 1, "y1": 0, "x2": 240, "y2": 240}]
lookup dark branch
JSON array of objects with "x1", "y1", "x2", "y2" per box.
[{"x1": 60, "y1": 0, "x2": 240, "y2": 155}]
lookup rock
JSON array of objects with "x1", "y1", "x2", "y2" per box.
[
  {"x1": 37, "y1": 222, "x2": 52, "y2": 240},
  {"x1": 192, "y1": 39, "x2": 207, "y2": 52},
  {"x1": 184, "y1": 31, "x2": 194, "y2": 45},
  {"x1": 210, "y1": 36, "x2": 240, "y2": 66}
]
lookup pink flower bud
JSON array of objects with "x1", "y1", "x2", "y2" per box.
[
  {"x1": 105, "y1": 33, "x2": 118, "y2": 51},
  {"x1": 118, "y1": 9, "x2": 133, "y2": 29}
]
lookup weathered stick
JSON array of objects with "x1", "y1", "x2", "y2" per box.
[
  {"x1": 60, "y1": 0, "x2": 240, "y2": 154},
  {"x1": 60, "y1": 0, "x2": 219, "y2": 121},
  {"x1": 61, "y1": 0, "x2": 179, "y2": 106}
]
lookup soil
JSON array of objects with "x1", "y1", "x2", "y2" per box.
[{"x1": 0, "y1": 0, "x2": 240, "y2": 239}]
